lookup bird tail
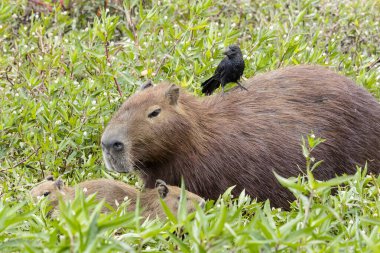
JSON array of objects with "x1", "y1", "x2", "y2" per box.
[{"x1": 201, "y1": 76, "x2": 220, "y2": 95}]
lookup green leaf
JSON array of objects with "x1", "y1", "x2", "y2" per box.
[
  {"x1": 168, "y1": 233, "x2": 191, "y2": 253},
  {"x1": 274, "y1": 171, "x2": 306, "y2": 193},
  {"x1": 294, "y1": 9, "x2": 307, "y2": 26},
  {"x1": 210, "y1": 201, "x2": 227, "y2": 237},
  {"x1": 159, "y1": 198, "x2": 177, "y2": 223}
]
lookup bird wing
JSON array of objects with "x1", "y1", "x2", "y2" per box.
[
  {"x1": 214, "y1": 57, "x2": 227, "y2": 78},
  {"x1": 201, "y1": 77, "x2": 220, "y2": 95},
  {"x1": 200, "y1": 56, "x2": 229, "y2": 95},
  {"x1": 235, "y1": 58, "x2": 245, "y2": 78}
]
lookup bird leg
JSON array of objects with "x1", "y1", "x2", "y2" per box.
[{"x1": 236, "y1": 80, "x2": 248, "y2": 91}]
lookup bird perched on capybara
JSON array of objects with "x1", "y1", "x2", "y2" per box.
[
  {"x1": 201, "y1": 44, "x2": 246, "y2": 95},
  {"x1": 101, "y1": 65, "x2": 380, "y2": 209},
  {"x1": 30, "y1": 176, "x2": 205, "y2": 218}
]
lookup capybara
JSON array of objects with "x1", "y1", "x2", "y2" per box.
[
  {"x1": 30, "y1": 176, "x2": 205, "y2": 218},
  {"x1": 101, "y1": 65, "x2": 380, "y2": 208}
]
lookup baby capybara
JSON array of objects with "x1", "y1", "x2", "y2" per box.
[
  {"x1": 30, "y1": 176, "x2": 205, "y2": 218},
  {"x1": 101, "y1": 65, "x2": 380, "y2": 208}
]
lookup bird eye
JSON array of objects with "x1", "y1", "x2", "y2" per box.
[
  {"x1": 43, "y1": 191, "x2": 51, "y2": 197},
  {"x1": 148, "y1": 108, "x2": 161, "y2": 118}
]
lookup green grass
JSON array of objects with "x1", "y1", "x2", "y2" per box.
[{"x1": 1, "y1": 0, "x2": 380, "y2": 251}]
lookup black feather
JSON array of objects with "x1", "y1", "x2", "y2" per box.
[{"x1": 201, "y1": 45, "x2": 246, "y2": 95}]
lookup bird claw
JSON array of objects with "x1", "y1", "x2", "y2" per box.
[
  {"x1": 237, "y1": 81, "x2": 248, "y2": 91},
  {"x1": 240, "y1": 85, "x2": 248, "y2": 91}
]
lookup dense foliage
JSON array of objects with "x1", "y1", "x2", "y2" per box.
[{"x1": 1, "y1": 0, "x2": 380, "y2": 251}]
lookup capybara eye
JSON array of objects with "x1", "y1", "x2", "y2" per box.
[
  {"x1": 43, "y1": 191, "x2": 51, "y2": 197},
  {"x1": 148, "y1": 108, "x2": 161, "y2": 118}
]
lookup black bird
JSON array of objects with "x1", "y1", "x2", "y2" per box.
[{"x1": 201, "y1": 44, "x2": 246, "y2": 95}]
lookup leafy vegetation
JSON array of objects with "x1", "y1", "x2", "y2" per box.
[{"x1": 1, "y1": 0, "x2": 380, "y2": 251}]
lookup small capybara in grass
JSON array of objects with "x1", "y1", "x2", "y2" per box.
[
  {"x1": 30, "y1": 176, "x2": 205, "y2": 218},
  {"x1": 101, "y1": 65, "x2": 380, "y2": 209}
]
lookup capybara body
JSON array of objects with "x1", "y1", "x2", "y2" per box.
[
  {"x1": 30, "y1": 177, "x2": 205, "y2": 218},
  {"x1": 101, "y1": 65, "x2": 380, "y2": 208}
]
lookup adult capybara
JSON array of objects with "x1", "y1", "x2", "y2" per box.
[
  {"x1": 101, "y1": 65, "x2": 380, "y2": 208},
  {"x1": 30, "y1": 177, "x2": 205, "y2": 218}
]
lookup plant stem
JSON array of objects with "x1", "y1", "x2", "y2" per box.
[{"x1": 104, "y1": 39, "x2": 123, "y2": 97}]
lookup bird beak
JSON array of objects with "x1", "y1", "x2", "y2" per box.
[{"x1": 223, "y1": 46, "x2": 231, "y2": 55}]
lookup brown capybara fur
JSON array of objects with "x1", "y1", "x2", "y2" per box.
[
  {"x1": 101, "y1": 65, "x2": 380, "y2": 209},
  {"x1": 30, "y1": 177, "x2": 205, "y2": 218}
]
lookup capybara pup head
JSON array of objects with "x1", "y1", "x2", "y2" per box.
[
  {"x1": 101, "y1": 82, "x2": 192, "y2": 173},
  {"x1": 30, "y1": 176, "x2": 68, "y2": 207},
  {"x1": 141, "y1": 179, "x2": 205, "y2": 218},
  {"x1": 156, "y1": 179, "x2": 206, "y2": 213}
]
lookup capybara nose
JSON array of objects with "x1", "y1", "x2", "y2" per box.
[{"x1": 101, "y1": 139, "x2": 124, "y2": 152}]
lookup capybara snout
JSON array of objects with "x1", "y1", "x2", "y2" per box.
[
  {"x1": 101, "y1": 124, "x2": 127, "y2": 153},
  {"x1": 101, "y1": 139, "x2": 124, "y2": 152},
  {"x1": 101, "y1": 125, "x2": 131, "y2": 173}
]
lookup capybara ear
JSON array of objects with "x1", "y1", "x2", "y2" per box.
[
  {"x1": 54, "y1": 178, "x2": 64, "y2": 190},
  {"x1": 140, "y1": 80, "x2": 153, "y2": 90},
  {"x1": 165, "y1": 84, "x2": 179, "y2": 105},
  {"x1": 46, "y1": 175, "x2": 54, "y2": 181},
  {"x1": 155, "y1": 179, "x2": 167, "y2": 188},
  {"x1": 156, "y1": 179, "x2": 168, "y2": 198}
]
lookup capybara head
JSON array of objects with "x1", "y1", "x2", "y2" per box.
[
  {"x1": 142, "y1": 179, "x2": 205, "y2": 218},
  {"x1": 156, "y1": 179, "x2": 205, "y2": 213},
  {"x1": 101, "y1": 82, "x2": 192, "y2": 173},
  {"x1": 30, "y1": 176, "x2": 68, "y2": 207}
]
